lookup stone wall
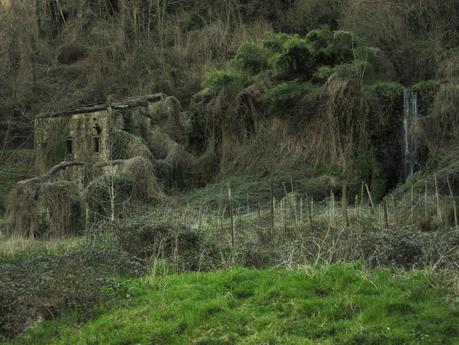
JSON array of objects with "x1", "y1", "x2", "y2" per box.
[{"x1": 34, "y1": 109, "x2": 113, "y2": 175}]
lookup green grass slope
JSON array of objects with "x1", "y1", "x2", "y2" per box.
[{"x1": 8, "y1": 264, "x2": 459, "y2": 345}]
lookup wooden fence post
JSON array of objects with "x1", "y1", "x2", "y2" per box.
[
  {"x1": 383, "y1": 199, "x2": 389, "y2": 228},
  {"x1": 330, "y1": 190, "x2": 335, "y2": 227},
  {"x1": 227, "y1": 184, "x2": 235, "y2": 253},
  {"x1": 270, "y1": 183, "x2": 275, "y2": 233},
  {"x1": 342, "y1": 180, "x2": 349, "y2": 227},
  {"x1": 300, "y1": 198, "x2": 303, "y2": 225},
  {"x1": 392, "y1": 196, "x2": 399, "y2": 226},
  {"x1": 434, "y1": 173, "x2": 443, "y2": 225},
  {"x1": 308, "y1": 195, "x2": 314, "y2": 230},
  {"x1": 447, "y1": 177, "x2": 458, "y2": 229},
  {"x1": 365, "y1": 183, "x2": 376, "y2": 214}
]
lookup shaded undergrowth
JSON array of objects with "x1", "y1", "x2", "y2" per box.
[{"x1": 0, "y1": 242, "x2": 145, "y2": 340}]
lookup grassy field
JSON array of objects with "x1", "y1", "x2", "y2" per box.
[{"x1": 7, "y1": 263, "x2": 459, "y2": 345}]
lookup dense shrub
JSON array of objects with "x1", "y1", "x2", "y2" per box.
[
  {"x1": 233, "y1": 41, "x2": 271, "y2": 75},
  {"x1": 273, "y1": 36, "x2": 315, "y2": 77},
  {"x1": 107, "y1": 216, "x2": 203, "y2": 271},
  {"x1": 261, "y1": 81, "x2": 316, "y2": 109},
  {"x1": 313, "y1": 65, "x2": 333, "y2": 82},
  {"x1": 202, "y1": 70, "x2": 248, "y2": 93},
  {"x1": 262, "y1": 32, "x2": 290, "y2": 53},
  {"x1": 349, "y1": 149, "x2": 386, "y2": 202}
]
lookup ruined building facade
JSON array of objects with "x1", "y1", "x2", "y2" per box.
[
  {"x1": 33, "y1": 94, "x2": 170, "y2": 188},
  {"x1": 8, "y1": 93, "x2": 199, "y2": 238}
]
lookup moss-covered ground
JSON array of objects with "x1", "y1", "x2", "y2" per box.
[{"x1": 7, "y1": 264, "x2": 459, "y2": 345}]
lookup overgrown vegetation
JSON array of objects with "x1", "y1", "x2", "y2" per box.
[
  {"x1": 1, "y1": 0, "x2": 459, "y2": 343},
  {"x1": 0, "y1": 241, "x2": 145, "y2": 339},
  {"x1": 0, "y1": 150, "x2": 34, "y2": 216}
]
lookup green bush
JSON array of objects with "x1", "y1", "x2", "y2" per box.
[
  {"x1": 349, "y1": 149, "x2": 386, "y2": 202},
  {"x1": 305, "y1": 26, "x2": 335, "y2": 65},
  {"x1": 332, "y1": 60, "x2": 375, "y2": 82},
  {"x1": 370, "y1": 81, "x2": 404, "y2": 98},
  {"x1": 262, "y1": 32, "x2": 291, "y2": 52},
  {"x1": 332, "y1": 30, "x2": 357, "y2": 63},
  {"x1": 273, "y1": 35, "x2": 316, "y2": 77},
  {"x1": 261, "y1": 80, "x2": 315, "y2": 108},
  {"x1": 232, "y1": 41, "x2": 271, "y2": 74},
  {"x1": 313, "y1": 65, "x2": 333, "y2": 82},
  {"x1": 201, "y1": 69, "x2": 248, "y2": 93}
]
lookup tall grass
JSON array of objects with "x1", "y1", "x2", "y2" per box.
[{"x1": 0, "y1": 234, "x2": 86, "y2": 264}]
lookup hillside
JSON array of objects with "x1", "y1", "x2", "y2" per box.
[{"x1": 1, "y1": 0, "x2": 459, "y2": 343}]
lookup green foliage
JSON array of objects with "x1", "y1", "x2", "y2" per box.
[
  {"x1": 261, "y1": 80, "x2": 315, "y2": 107},
  {"x1": 350, "y1": 150, "x2": 386, "y2": 202},
  {"x1": 8, "y1": 265, "x2": 459, "y2": 344},
  {"x1": 45, "y1": 118, "x2": 71, "y2": 168},
  {"x1": 412, "y1": 79, "x2": 444, "y2": 92},
  {"x1": 333, "y1": 60, "x2": 375, "y2": 82},
  {"x1": 232, "y1": 41, "x2": 271, "y2": 74},
  {"x1": 0, "y1": 237, "x2": 86, "y2": 265},
  {"x1": 313, "y1": 65, "x2": 333, "y2": 82},
  {"x1": 261, "y1": 32, "x2": 290, "y2": 52},
  {"x1": 306, "y1": 27, "x2": 338, "y2": 66},
  {"x1": 272, "y1": 35, "x2": 315, "y2": 77},
  {"x1": 412, "y1": 79, "x2": 445, "y2": 114},
  {"x1": 201, "y1": 69, "x2": 248, "y2": 93},
  {"x1": 312, "y1": 163, "x2": 343, "y2": 178},
  {"x1": 332, "y1": 30, "x2": 357, "y2": 63},
  {"x1": 370, "y1": 82, "x2": 404, "y2": 98}
]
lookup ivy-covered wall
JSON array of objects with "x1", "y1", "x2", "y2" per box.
[{"x1": 34, "y1": 109, "x2": 113, "y2": 175}]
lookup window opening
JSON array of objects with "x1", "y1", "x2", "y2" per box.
[
  {"x1": 94, "y1": 137, "x2": 100, "y2": 153},
  {"x1": 66, "y1": 137, "x2": 73, "y2": 160}
]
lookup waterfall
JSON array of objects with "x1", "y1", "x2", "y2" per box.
[{"x1": 402, "y1": 88, "x2": 418, "y2": 181}]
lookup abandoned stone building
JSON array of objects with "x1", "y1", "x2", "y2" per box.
[
  {"x1": 7, "y1": 93, "x2": 203, "y2": 238},
  {"x1": 33, "y1": 93, "x2": 172, "y2": 187}
]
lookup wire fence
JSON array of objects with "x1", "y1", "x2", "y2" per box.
[{"x1": 178, "y1": 177, "x2": 459, "y2": 243}]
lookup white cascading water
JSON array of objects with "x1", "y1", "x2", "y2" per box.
[{"x1": 402, "y1": 88, "x2": 418, "y2": 181}]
